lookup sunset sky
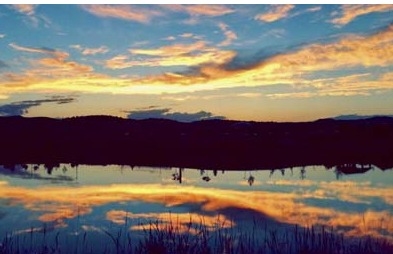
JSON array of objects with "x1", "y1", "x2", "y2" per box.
[{"x1": 0, "y1": 4, "x2": 392, "y2": 122}]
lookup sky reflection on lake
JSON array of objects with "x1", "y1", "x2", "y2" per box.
[{"x1": 1, "y1": 164, "x2": 393, "y2": 248}]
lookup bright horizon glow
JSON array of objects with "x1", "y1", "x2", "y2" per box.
[{"x1": 0, "y1": 4, "x2": 392, "y2": 121}]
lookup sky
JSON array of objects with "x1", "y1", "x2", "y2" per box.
[{"x1": 0, "y1": 4, "x2": 392, "y2": 122}]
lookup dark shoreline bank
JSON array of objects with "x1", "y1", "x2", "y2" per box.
[{"x1": 1, "y1": 115, "x2": 393, "y2": 170}]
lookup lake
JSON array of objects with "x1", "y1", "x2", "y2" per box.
[{"x1": 1, "y1": 163, "x2": 393, "y2": 253}]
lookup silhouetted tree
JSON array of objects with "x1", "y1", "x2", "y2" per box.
[{"x1": 248, "y1": 175, "x2": 255, "y2": 186}]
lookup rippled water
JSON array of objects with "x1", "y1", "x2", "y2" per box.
[{"x1": 1, "y1": 164, "x2": 392, "y2": 252}]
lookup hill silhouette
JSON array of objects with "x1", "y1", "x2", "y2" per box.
[{"x1": 0, "y1": 115, "x2": 392, "y2": 170}]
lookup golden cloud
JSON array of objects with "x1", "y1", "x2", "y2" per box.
[
  {"x1": 330, "y1": 4, "x2": 393, "y2": 26},
  {"x1": 1, "y1": 178, "x2": 392, "y2": 242},
  {"x1": 131, "y1": 25, "x2": 393, "y2": 93},
  {"x1": 217, "y1": 22, "x2": 237, "y2": 47},
  {"x1": 105, "y1": 41, "x2": 236, "y2": 69},
  {"x1": 164, "y1": 4, "x2": 235, "y2": 17},
  {"x1": 269, "y1": 25, "x2": 393, "y2": 71},
  {"x1": 10, "y1": 4, "x2": 36, "y2": 15},
  {"x1": 82, "y1": 5, "x2": 162, "y2": 23},
  {"x1": 129, "y1": 41, "x2": 207, "y2": 57},
  {"x1": 9, "y1": 4, "x2": 50, "y2": 28},
  {"x1": 2, "y1": 25, "x2": 393, "y2": 98},
  {"x1": 267, "y1": 72, "x2": 393, "y2": 99},
  {"x1": 9, "y1": 43, "x2": 68, "y2": 59},
  {"x1": 255, "y1": 5, "x2": 295, "y2": 23}
]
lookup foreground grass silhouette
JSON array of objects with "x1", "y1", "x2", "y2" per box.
[{"x1": 2, "y1": 215, "x2": 393, "y2": 254}]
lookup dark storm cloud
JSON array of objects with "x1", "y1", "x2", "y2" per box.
[
  {"x1": 126, "y1": 108, "x2": 226, "y2": 122},
  {"x1": 0, "y1": 96, "x2": 76, "y2": 116}
]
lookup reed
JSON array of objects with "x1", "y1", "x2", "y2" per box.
[{"x1": 1, "y1": 215, "x2": 392, "y2": 254}]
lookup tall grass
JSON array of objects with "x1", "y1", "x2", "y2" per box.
[{"x1": 1, "y1": 216, "x2": 392, "y2": 254}]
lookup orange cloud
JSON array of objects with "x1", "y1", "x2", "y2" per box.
[
  {"x1": 2, "y1": 26, "x2": 393, "y2": 98},
  {"x1": 105, "y1": 41, "x2": 236, "y2": 69},
  {"x1": 251, "y1": 25, "x2": 393, "y2": 79},
  {"x1": 6, "y1": 44, "x2": 94, "y2": 82},
  {"x1": 217, "y1": 22, "x2": 237, "y2": 47},
  {"x1": 381, "y1": 72, "x2": 393, "y2": 81},
  {"x1": 107, "y1": 50, "x2": 235, "y2": 69},
  {"x1": 82, "y1": 5, "x2": 162, "y2": 23},
  {"x1": 1, "y1": 179, "x2": 392, "y2": 242},
  {"x1": 36, "y1": 57, "x2": 93, "y2": 74},
  {"x1": 104, "y1": 55, "x2": 131, "y2": 69},
  {"x1": 10, "y1": 4, "x2": 36, "y2": 15},
  {"x1": 330, "y1": 4, "x2": 393, "y2": 26},
  {"x1": 266, "y1": 72, "x2": 393, "y2": 99},
  {"x1": 255, "y1": 5, "x2": 294, "y2": 22},
  {"x1": 278, "y1": 32, "x2": 393, "y2": 68},
  {"x1": 9, "y1": 4, "x2": 51, "y2": 27},
  {"x1": 164, "y1": 4, "x2": 234, "y2": 17},
  {"x1": 9, "y1": 43, "x2": 68, "y2": 59},
  {"x1": 2, "y1": 44, "x2": 107, "y2": 96},
  {"x1": 137, "y1": 25, "x2": 393, "y2": 91},
  {"x1": 130, "y1": 41, "x2": 207, "y2": 57}
]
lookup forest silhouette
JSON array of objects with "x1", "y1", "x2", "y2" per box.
[{"x1": 0, "y1": 115, "x2": 392, "y2": 170}]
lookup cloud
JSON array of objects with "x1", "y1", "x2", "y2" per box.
[
  {"x1": 305, "y1": 6, "x2": 322, "y2": 13},
  {"x1": 266, "y1": 72, "x2": 393, "y2": 99},
  {"x1": 126, "y1": 108, "x2": 225, "y2": 122},
  {"x1": 9, "y1": 43, "x2": 68, "y2": 59},
  {"x1": 263, "y1": 29, "x2": 286, "y2": 39},
  {"x1": 132, "y1": 25, "x2": 393, "y2": 95},
  {"x1": 164, "y1": 4, "x2": 235, "y2": 17},
  {"x1": 266, "y1": 25, "x2": 393, "y2": 71},
  {"x1": 0, "y1": 96, "x2": 76, "y2": 116},
  {"x1": 130, "y1": 41, "x2": 207, "y2": 57},
  {"x1": 0, "y1": 34, "x2": 5, "y2": 38},
  {"x1": 1, "y1": 179, "x2": 392, "y2": 243},
  {"x1": 81, "y1": 5, "x2": 162, "y2": 23},
  {"x1": 5, "y1": 43, "x2": 96, "y2": 87},
  {"x1": 70, "y1": 44, "x2": 109, "y2": 55},
  {"x1": 105, "y1": 41, "x2": 236, "y2": 69},
  {"x1": 180, "y1": 33, "x2": 193, "y2": 38},
  {"x1": 164, "y1": 36, "x2": 176, "y2": 41},
  {"x1": 9, "y1": 4, "x2": 36, "y2": 16},
  {"x1": 330, "y1": 4, "x2": 393, "y2": 26},
  {"x1": 8, "y1": 4, "x2": 51, "y2": 28},
  {"x1": 288, "y1": 6, "x2": 322, "y2": 19},
  {"x1": 217, "y1": 22, "x2": 237, "y2": 47},
  {"x1": 2, "y1": 26, "x2": 393, "y2": 98},
  {"x1": 255, "y1": 5, "x2": 295, "y2": 23}
]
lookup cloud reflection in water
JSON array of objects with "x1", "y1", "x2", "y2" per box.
[{"x1": 1, "y1": 177, "x2": 392, "y2": 242}]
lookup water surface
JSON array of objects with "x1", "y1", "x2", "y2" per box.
[{"x1": 1, "y1": 164, "x2": 392, "y2": 252}]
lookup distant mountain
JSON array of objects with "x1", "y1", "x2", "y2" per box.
[{"x1": 332, "y1": 114, "x2": 393, "y2": 120}]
